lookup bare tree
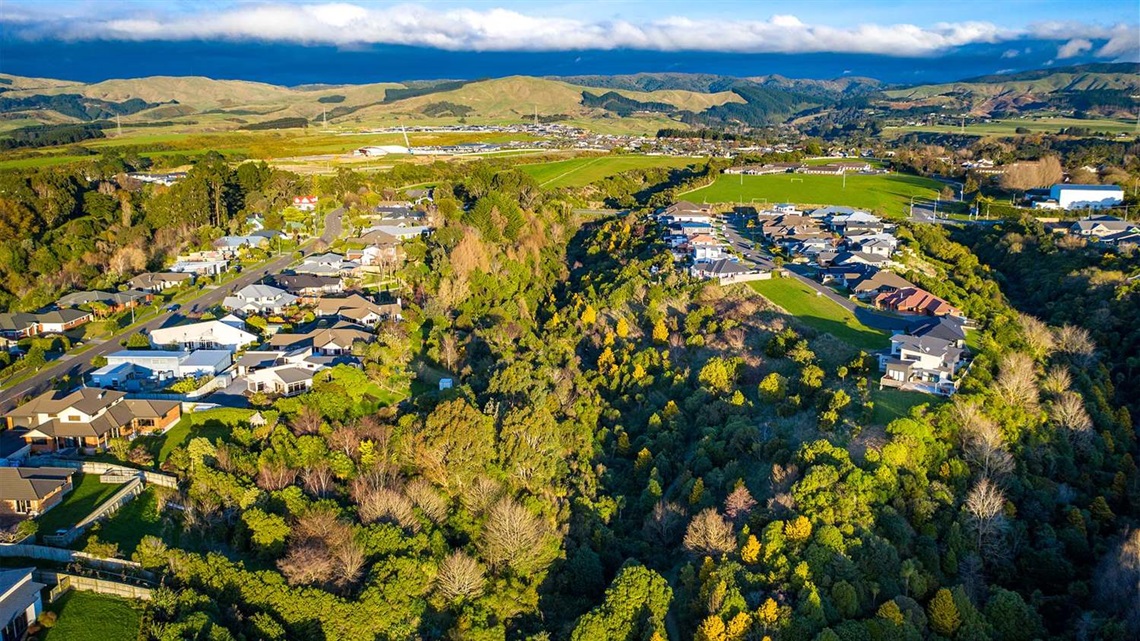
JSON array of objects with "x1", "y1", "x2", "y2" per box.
[
  {"x1": 1051, "y1": 391, "x2": 1093, "y2": 442},
  {"x1": 966, "y1": 478, "x2": 1009, "y2": 563},
  {"x1": 1041, "y1": 365, "x2": 1073, "y2": 397},
  {"x1": 257, "y1": 459, "x2": 296, "y2": 491},
  {"x1": 643, "y1": 500, "x2": 686, "y2": 547},
  {"x1": 278, "y1": 541, "x2": 336, "y2": 586},
  {"x1": 461, "y1": 476, "x2": 503, "y2": 516},
  {"x1": 405, "y1": 478, "x2": 448, "y2": 524},
  {"x1": 724, "y1": 484, "x2": 757, "y2": 524},
  {"x1": 354, "y1": 478, "x2": 420, "y2": 532},
  {"x1": 996, "y1": 352, "x2": 1039, "y2": 411},
  {"x1": 440, "y1": 333, "x2": 460, "y2": 372},
  {"x1": 1095, "y1": 529, "x2": 1140, "y2": 634},
  {"x1": 326, "y1": 424, "x2": 361, "y2": 457},
  {"x1": 436, "y1": 551, "x2": 486, "y2": 602},
  {"x1": 1018, "y1": 313, "x2": 1055, "y2": 359},
  {"x1": 479, "y1": 498, "x2": 551, "y2": 574},
  {"x1": 959, "y1": 408, "x2": 1014, "y2": 477},
  {"x1": 1054, "y1": 324, "x2": 1096, "y2": 366},
  {"x1": 682, "y1": 508, "x2": 736, "y2": 557},
  {"x1": 302, "y1": 461, "x2": 335, "y2": 498},
  {"x1": 290, "y1": 404, "x2": 324, "y2": 436}
]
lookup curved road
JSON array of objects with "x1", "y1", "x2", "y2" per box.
[{"x1": 0, "y1": 208, "x2": 343, "y2": 413}]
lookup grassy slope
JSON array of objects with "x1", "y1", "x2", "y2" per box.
[
  {"x1": 520, "y1": 155, "x2": 699, "y2": 188},
  {"x1": 43, "y1": 591, "x2": 141, "y2": 641},
  {"x1": 871, "y1": 387, "x2": 942, "y2": 425},
  {"x1": 748, "y1": 278, "x2": 889, "y2": 350},
  {"x1": 884, "y1": 71, "x2": 1140, "y2": 100},
  {"x1": 35, "y1": 473, "x2": 122, "y2": 536},
  {"x1": 146, "y1": 407, "x2": 254, "y2": 463},
  {"x1": 887, "y1": 117, "x2": 1138, "y2": 137},
  {"x1": 80, "y1": 488, "x2": 167, "y2": 554},
  {"x1": 686, "y1": 172, "x2": 943, "y2": 217}
]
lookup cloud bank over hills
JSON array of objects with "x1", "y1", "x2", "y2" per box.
[{"x1": 3, "y1": 2, "x2": 1137, "y2": 61}]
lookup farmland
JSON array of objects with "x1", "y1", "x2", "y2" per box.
[
  {"x1": 887, "y1": 116, "x2": 1138, "y2": 138},
  {"x1": 520, "y1": 154, "x2": 700, "y2": 188},
  {"x1": 685, "y1": 171, "x2": 945, "y2": 217}
]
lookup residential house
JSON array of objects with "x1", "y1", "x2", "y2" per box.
[
  {"x1": 845, "y1": 269, "x2": 915, "y2": 299},
  {"x1": 268, "y1": 321, "x2": 374, "y2": 356},
  {"x1": 875, "y1": 287, "x2": 959, "y2": 317},
  {"x1": 908, "y1": 316, "x2": 968, "y2": 348},
  {"x1": 30, "y1": 310, "x2": 92, "y2": 335},
  {"x1": 0, "y1": 568, "x2": 45, "y2": 641},
  {"x1": 832, "y1": 251, "x2": 891, "y2": 269},
  {"x1": 90, "y1": 349, "x2": 231, "y2": 388},
  {"x1": 879, "y1": 333, "x2": 966, "y2": 396},
  {"x1": 222, "y1": 284, "x2": 299, "y2": 315},
  {"x1": 1069, "y1": 215, "x2": 1138, "y2": 237},
  {"x1": 1050, "y1": 184, "x2": 1124, "y2": 210},
  {"x1": 826, "y1": 211, "x2": 884, "y2": 236},
  {"x1": 55, "y1": 289, "x2": 152, "y2": 315},
  {"x1": 169, "y1": 254, "x2": 229, "y2": 276},
  {"x1": 243, "y1": 347, "x2": 330, "y2": 397},
  {"x1": 670, "y1": 221, "x2": 713, "y2": 237},
  {"x1": 4, "y1": 388, "x2": 181, "y2": 453},
  {"x1": 213, "y1": 235, "x2": 268, "y2": 258},
  {"x1": 846, "y1": 233, "x2": 897, "y2": 257},
  {"x1": 293, "y1": 253, "x2": 361, "y2": 277},
  {"x1": 690, "y1": 259, "x2": 772, "y2": 283},
  {"x1": 149, "y1": 319, "x2": 258, "y2": 352},
  {"x1": 660, "y1": 201, "x2": 714, "y2": 219},
  {"x1": 293, "y1": 195, "x2": 319, "y2": 211},
  {"x1": 0, "y1": 467, "x2": 74, "y2": 517},
  {"x1": 272, "y1": 274, "x2": 344, "y2": 299},
  {"x1": 314, "y1": 294, "x2": 400, "y2": 325},
  {"x1": 796, "y1": 164, "x2": 844, "y2": 175},
  {"x1": 361, "y1": 225, "x2": 429, "y2": 241},
  {"x1": 128, "y1": 272, "x2": 193, "y2": 293}
]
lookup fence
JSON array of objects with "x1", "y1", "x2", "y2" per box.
[
  {"x1": 35, "y1": 570, "x2": 153, "y2": 601},
  {"x1": 24, "y1": 459, "x2": 179, "y2": 489},
  {"x1": 0, "y1": 543, "x2": 145, "y2": 574}
]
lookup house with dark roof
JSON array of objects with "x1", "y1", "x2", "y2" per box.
[
  {"x1": 0, "y1": 567, "x2": 45, "y2": 641},
  {"x1": 0, "y1": 467, "x2": 74, "y2": 518},
  {"x1": 690, "y1": 259, "x2": 772, "y2": 284},
  {"x1": 3, "y1": 388, "x2": 182, "y2": 453},
  {"x1": 272, "y1": 274, "x2": 345, "y2": 299},
  {"x1": 222, "y1": 284, "x2": 299, "y2": 315},
  {"x1": 55, "y1": 289, "x2": 152, "y2": 315},
  {"x1": 0, "y1": 310, "x2": 92, "y2": 339},
  {"x1": 846, "y1": 270, "x2": 915, "y2": 299},
  {"x1": 314, "y1": 294, "x2": 400, "y2": 325},
  {"x1": 879, "y1": 333, "x2": 967, "y2": 396}
]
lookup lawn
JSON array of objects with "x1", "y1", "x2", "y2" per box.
[
  {"x1": 79, "y1": 488, "x2": 169, "y2": 555},
  {"x1": 870, "y1": 387, "x2": 942, "y2": 426},
  {"x1": 145, "y1": 407, "x2": 254, "y2": 463},
  {"x1": 520, "y1": 154, "x2": 699, "y2": 188},
  {"x1": 42, "y1": 590, "x2": 141, "y2": 641},
  {"x1": 749, "y1": 277, "x2": 889, "y2": 350},
  {"x1": 888, "y1": 116, "x2": 1137, "y2": 138},
  {"x1": 35, "y1": 474, "x2": 123, "y2": 537},
  {"x1": 685, "y1": 172, "x2": 944, "y2": 218}
]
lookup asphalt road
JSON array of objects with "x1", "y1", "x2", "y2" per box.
[{"x1": 0, "y1": 208, "x2": 344, "y2": 413}]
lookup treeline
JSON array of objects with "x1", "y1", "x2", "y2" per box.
[
  {"x1": 382, "y1": 80, "x2": 475, "y2": 103},
  {"x1": 0, "y1": 93, "x2": 160, "y2": 121},
  {"x1": 0, "y1": 123, "x2": 106, "y2": 150},
  {"x1": 582, "y1": 91, "x2": 674, "y2": 116},
  {"x1": 421, "y1": 101, "x2": 474, "y2": 118},
  {"x1": 682, "y1": 84, "x2": 814, "y2": 127},
  {"x1": 656, "y1": 128, "x2": 746, "y2": 141},
  {"x1": 239, "y1": 117, "x2": 309, "y2": 130}
]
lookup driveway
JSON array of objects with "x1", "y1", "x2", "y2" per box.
[{"x1": 0, "y1": 208, "x2": 344, "y2": 413}]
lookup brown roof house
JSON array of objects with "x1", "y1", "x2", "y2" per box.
[
  {"x1": 875, "y1": 287, "x2": 960, "y2": 318},
  {"x1": 315, "y1": 294, "x2": 400, "y2": 325},
  {"x1": 0, "y1": 467, "x2": 74, "y2": 518},
  {"x1": 4, "y1": 388, "x2": 181, "y2": 454}
]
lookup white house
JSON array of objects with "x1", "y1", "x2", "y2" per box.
[
  {"x1": 0, "y1": 568, "x2": 44, "y2": 639},
  {"x1": 149, "y1": 320, "x2": 258, "y2": 352},
  {"x1": 222, "y1": 284, "x2": 299, "y2": 315},
  {"x1": 91, "y1": 349, "x2": 231, "y2": 387},
  {"x1": 293, "y1": 195, "x2": 319, "y2": 211},
  {"x1": 880, "y1": 334, "x2": 965, "y2": 396},
  {"x1": 1050, "y1": 184, "x2": 1124, "y2": 210},
  {"x1": 169, "y1": 259, "x2": 228, "y2": 276},
  {"x1": 1069, "y1": 215, "x2": 1139, "y2": 237}
]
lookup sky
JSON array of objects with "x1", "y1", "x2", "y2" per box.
[{"x1": 1, "y1": 1, "x2": 1137, "y2": 84}]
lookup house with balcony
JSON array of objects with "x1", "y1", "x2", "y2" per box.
[
  {"x1": 879, "y1": 333, "x2": 966, "y2": 396},
  {"x1": 222, "y1": 284, "x2": 299, "y2": 315}
]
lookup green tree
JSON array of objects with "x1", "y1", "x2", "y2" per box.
[
  {"x1": 928, "y1": 588, "x2": 961, "y2": 637},
  {"x1": 570, "y1": 564, "x2": 672, "y2": 641}
]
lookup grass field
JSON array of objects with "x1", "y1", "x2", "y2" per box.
[
  {"x1": 685, "y1": 172, "x2": 944, "y2": 217},
  {"x1": 35, "y1": 474, "x2": 123, "y2": 536},
  {"x1": 749, "y1": 277, "x2": 889, "y2": 350},
  {"x1": 870, "y1": 387, "x2": 942, "y2": 425},
  {"x1": 42, "y1": 591, "x2": 141, "y2": 641},
  {"x1": 520, "y1": 154, "x2": 699, "y2": 188},
  {"x1": 888, "y1": 117, "x2": 1138, "y2": 138}
]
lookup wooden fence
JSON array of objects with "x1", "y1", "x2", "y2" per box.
[
  {"x1": 0, "y1": 543, "x2": 146, "y2": 575},
  {"x1": 36, "y1": 570, "x2": 153, "y2": 601}
]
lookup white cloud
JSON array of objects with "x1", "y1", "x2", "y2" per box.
[
  {"x1": 2, "y1": 2, "x2": 1136, "y2": 59},
  {"x1": 1001, "y1": 48, "x2": 1019, "y2": 58},
  {"x1": 1057, "y1": 38, "x2": 1093, "y2": 59}
]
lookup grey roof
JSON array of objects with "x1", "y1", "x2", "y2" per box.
[
  {"x1": 128, "y1": 272, "x2": 192, "y2": 288},
  {"x1": 234, "y1": 284, "x2": 290, "y2": 300},
  {"x1": 699, "y1": 259, "x2": 754, "y2": 276},
  {"x1": 0, "y1": 467, "x2": 74, "y2": 501},
  {"x1": 893, "y1": 334, "x2": 963, "y2": 364},
  {"x1": 909, "y1": 317, "x2": 967, "y2": 343},
  {"x1": 273, "y1": 366, "x2": 314, "y2": 384},
  {"x1": 0, "y1": 568, "x2": 45, "y2": 628}
]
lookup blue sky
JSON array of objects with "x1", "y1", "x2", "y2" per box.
[{"x1": 1, "y1": 1, "x2": 1136, "y2": 83}]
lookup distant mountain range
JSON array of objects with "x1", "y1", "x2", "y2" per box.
[{"x1": 0, "y1": 63, "x2": 1136, "y2": 135}]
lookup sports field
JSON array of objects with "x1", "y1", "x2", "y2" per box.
[
  {"x1": 888, "y1": 117, "x2": 1137, "y2": 138},
  {"x1": 748, "y1": 278, "x2": 889, "y2": 350},
  {"x1": 520, "y1": 155, "x2": 699, "y2": 188},
  {"x1": 685, "y1": 172, "x2": 944, "y2": 217}
]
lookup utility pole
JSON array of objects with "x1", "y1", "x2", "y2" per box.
[{"x1": 116, "y1": 114, "x2": 122, "y2": 137}]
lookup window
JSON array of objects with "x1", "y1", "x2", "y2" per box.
[
  {"x1": 14, "y1": 500, "x2": 31, "y2": 514},
  {"x1": 67, "y1": 414, "x2": 82, "y2": 422}
]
